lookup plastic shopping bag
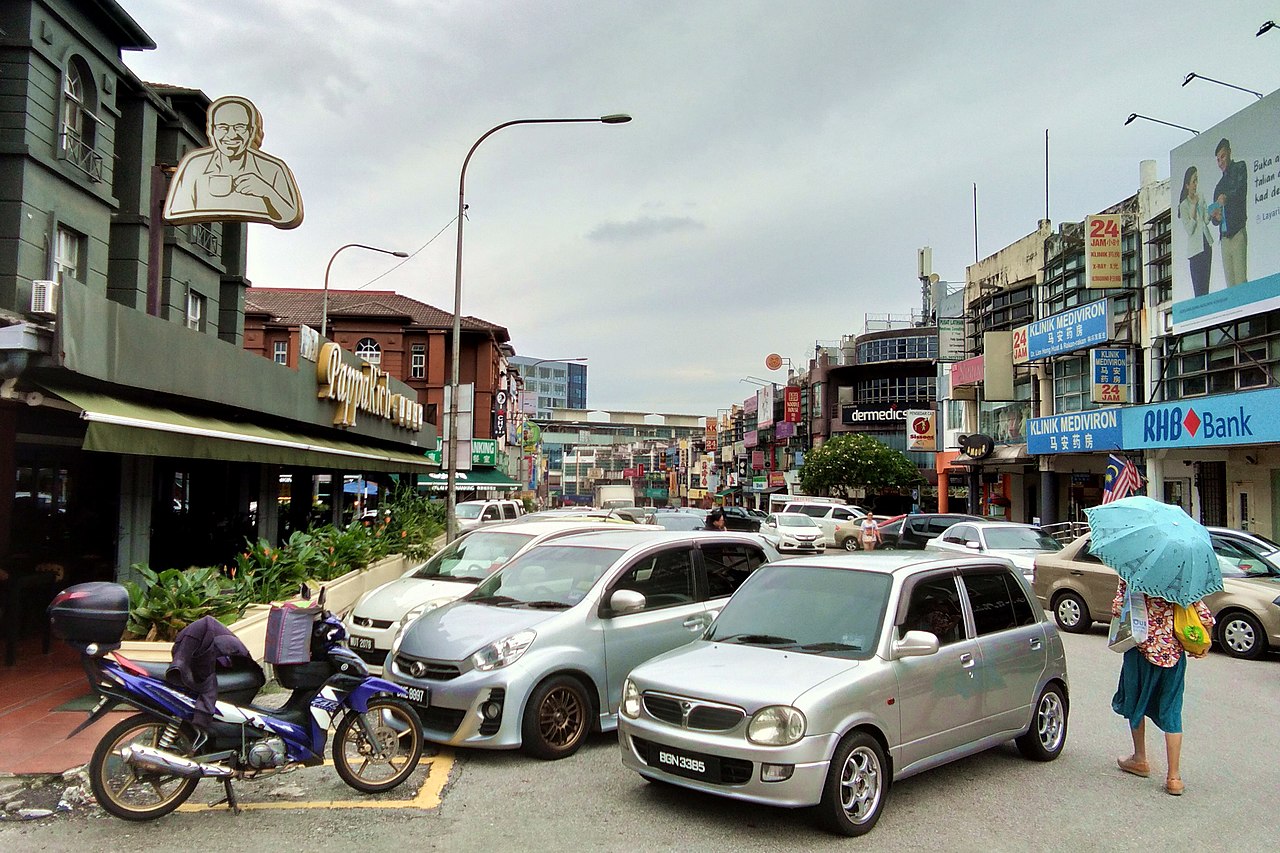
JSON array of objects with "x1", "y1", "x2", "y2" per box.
[
  {"x1": 1107, "y1": 588, "x2": 1148, "y2": 653},
  {"x1": 1173, "y1": 604, "x2": 1211, "y2": 656}
]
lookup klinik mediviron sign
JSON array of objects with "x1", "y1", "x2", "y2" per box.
[{"x1": 316, "y1": 342, "x2": 424, "y2": 430}]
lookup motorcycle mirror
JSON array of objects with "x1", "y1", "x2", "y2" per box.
[
  {"x1": 299, "y1": 583, "x2": 312, "y2": 601},
  {"x1": 317, "y1": 586, "x2": 327, "y2": 609}
]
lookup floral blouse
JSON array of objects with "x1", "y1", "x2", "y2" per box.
[{"x1": 1111, "y1": 579, "x2": 1214, "y2": 668}]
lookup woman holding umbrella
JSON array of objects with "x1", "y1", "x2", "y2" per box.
[{"x1": 1084, "y1": 496, "x2": 1223, "y2": 797}]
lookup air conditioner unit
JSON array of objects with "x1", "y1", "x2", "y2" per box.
[
  {"x1": 30, "y1": 280, "x2": 58, "y2": 316},
  {"x1": 944, "y1": 428, "x2": 964, "y2": 450}
]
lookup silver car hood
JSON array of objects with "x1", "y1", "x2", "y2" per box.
[
  {"x1": 354, "y1": 577, "x2": 473, "y2": 619},
  {"x1": 631, "y1": 641, "x2": 858, "y2": 709},
  {"x1": 397, "y1": 600, "x2": 557, "y2": 659}
]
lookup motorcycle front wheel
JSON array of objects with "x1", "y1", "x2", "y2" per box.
[
  {"x1": 89, "y1": 713, "x2": 200, "y2": 821},
  {"x1": 332, "y1": 697, "x2": 424, "y2": 793}
]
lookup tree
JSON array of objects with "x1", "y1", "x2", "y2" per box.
[{"x1": 798, "y1": 434, "x2": 922, "y2": 507}]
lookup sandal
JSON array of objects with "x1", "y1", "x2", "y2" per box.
[
  {"x1": 1116, "y1": 757, "x2": 1150, "y2": 777},
  {"x1": 1165, "y1": 777, "x2": 1184, "y2": 796}
]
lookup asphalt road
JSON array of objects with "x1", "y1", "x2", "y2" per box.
[{"x1": 3, "y1": 626, "x2": 1276, "y2": 852}]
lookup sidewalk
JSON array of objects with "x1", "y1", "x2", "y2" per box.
[{"x1": 0, "y1": 639, "x2": 131, "y2": 775}]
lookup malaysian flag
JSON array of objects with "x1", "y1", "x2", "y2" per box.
[{"x1": 1102, "y1": 454, "x2": 1143, "y2": 503}]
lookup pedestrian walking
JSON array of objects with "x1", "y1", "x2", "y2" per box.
[
  {"x1": 858, "y1": 516, "x2": 881, "y2": 551},
  {"x1": 1111, "y1": 579, "x2": 1213, "y2": 796}
]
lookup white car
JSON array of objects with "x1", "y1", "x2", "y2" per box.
[
  {"x1": 344, "y1": 520, "x2": 654, "y2": 671},
  {"x1": 925, "y1": 521, "x2": 1063, "y2": 577},
  {"x1": 454, "y1": 499, "x2": 523, "y2": 533},
  {"x1": 759, "y1": 512, "x2": 824, "y2": 554},
  {"x1": 781, "y1": 500, "x2": 866, "y2": 547}
]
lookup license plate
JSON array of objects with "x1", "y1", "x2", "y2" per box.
[
  {"x1": 652, "y1": 743, "x2": 719, "y2": 782},
  {"x1": 349, "y1": 635, "x2": 375, "y2": 651},
  {"x1": 405, "y1": 686, "x2": 428, "y2": 706}
]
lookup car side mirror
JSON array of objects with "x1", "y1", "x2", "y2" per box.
[
  {"x1": 609, "y1": 589, "x2": 646, "y2": 615},
  {"x1": 965, "y1": 541, "x2": 981, "y2": 550},
  {"x1": 893, "y1": 629, "x2": 940, "y2": 658}
]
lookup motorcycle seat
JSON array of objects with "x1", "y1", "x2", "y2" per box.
[{"x1": 132, "y1": 659, "x2": 267, "y2": 701}]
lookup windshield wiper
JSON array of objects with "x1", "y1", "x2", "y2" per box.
[
  {"x1": 798, "y1": 642, "x2": 861, "y2": 652},
  {"x1": 713, "y1": 633, "x2": 797, "y2": 645},
  {"x1": 519, "y1": 600, "x2": 571, "y2": 610},
  {"x1": 468, "y1": 594, "x2": 518, "y2": 606}
]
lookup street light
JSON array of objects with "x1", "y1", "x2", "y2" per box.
[
  {"x1": 1181, "y1": 72, "x2": 1264, "y2": 100},
  {"x1": 1258, "y1": 20, "x2": 1276, "y2": 36},
  {"x1": 446, "y1": 115, "x2": 631, "y2": 541},
  {"x1": 321, "y1": 243, "x2": 409, "y2": 338},
  {"x1": 1123, "y1": 113, "x2": 1199, "y2": 135}
]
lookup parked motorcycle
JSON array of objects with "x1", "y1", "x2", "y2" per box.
[{"x1": 48, "y1": 582, "x2": 424, "y2": 821}]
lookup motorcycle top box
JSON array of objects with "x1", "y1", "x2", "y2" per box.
[{"x1": 48, "y1": 582, "x2": 129, "y2": 645}]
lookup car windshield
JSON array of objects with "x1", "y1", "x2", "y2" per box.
[
  {"x1": 466, "y1": 545, "x2": 624, "y2": 608},
  {"x1": 983, "y1": 527, "x2": 1062, "y2": 552},
  {"x1": 653, "y1": 514, "x2": 705, "y2": 531},
  {"x1": 778, "y1": 515, "x2": 818, "y2": 528},
  {"x1": 1210, "y1": 538, "x2": 1280, "y2": 578},
  {"x1": 455, "y1": 503, "x2": 484, "y2": 520},
  {"x1": 705, "y1": 565, "x2": 891, "y2": 659},
  {"x1": 410, "y1": 530, "x2": 535, "y2": 582}
]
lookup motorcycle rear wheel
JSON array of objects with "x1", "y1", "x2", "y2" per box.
[
  {"x1": 333, "y1": 697, "x2": 424, "y2": 793},
  {"x1": 90, "y1": 713, "x2": 200, "y2": 821}
]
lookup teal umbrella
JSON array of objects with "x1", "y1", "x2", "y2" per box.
[{"x1": 1084, "y1": 495, "x2": 1223, "y2": 606}]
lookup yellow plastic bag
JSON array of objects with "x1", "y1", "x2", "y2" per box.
[{"x1": 1172, "y1": 604, "x2": 1211, "y2": 656}]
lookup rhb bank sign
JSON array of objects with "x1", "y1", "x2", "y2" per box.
[{"x1": 1123, "y1": 387, "x2": 1280, "y2": 449}]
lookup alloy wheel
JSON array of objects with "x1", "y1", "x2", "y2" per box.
[
  {"x1": 838, "y1": 745, "x2": 883, "y2": 824},
  {"x1": 539, "y1": 686, "x2": 586, "y2": 747},
  {"x1": 1036, "y1": 691, "x2": 1065, "y2": 752}
]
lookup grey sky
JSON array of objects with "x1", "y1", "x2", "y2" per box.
[{"x1": 121, "y1": 1, "x2": 1278, "y2": 415}]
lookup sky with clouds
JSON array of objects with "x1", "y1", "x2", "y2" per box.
[{"x1": 119, "y1": 1, "x2": 1279, "y2": 416}]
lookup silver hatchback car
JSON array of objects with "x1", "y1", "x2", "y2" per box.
[
  {"x1": 386, "y1": 530, "x2": 780, "y2": 759},
  {"x1": 618, "y1": 553, "x2": 1069, "y2": 835}
]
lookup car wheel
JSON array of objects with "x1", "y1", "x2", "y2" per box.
[
  {"x1": 1217, "y1": 610, "x2": 1267, "y2": 660},
  {"x1": 814, "y1": 731, "x2": 888, "y2": 837},
  {"x1": 842, "y1": 537, "x2": 859, "y2": 552},
  {"x1": 1015, "y1": 682, "x2": 1068, "y2": 761},
  {"x1": 1052, "y1": 592, "x2": 1091, "y2": 633},
  {"x1": 521, "y1": 675, "x2": 592, "y2": 760}
]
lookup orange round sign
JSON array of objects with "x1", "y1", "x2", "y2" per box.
[{"x1": 765, "y1": 353, "x2": 783, "y2": 371}]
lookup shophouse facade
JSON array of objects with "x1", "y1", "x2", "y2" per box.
[{"x1": 0, "y1": 0, "x2": 436, "y2": 607}]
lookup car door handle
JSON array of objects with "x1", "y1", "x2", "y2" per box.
[
  {"x1": 1029, "y1": 638, "x2": 1042, "y2": 650},
  {"x1": 683, "y1": 616, "x2": 707, "y2": 631},
  {"x1": 959, "y1": 653, "x2": 975, "y2": 669},
  {"x1": 1069, "y1": 570, "x2": 1084, "y2": 576}
]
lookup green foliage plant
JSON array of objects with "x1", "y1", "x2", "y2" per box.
[
  {"x1": 123, "y1": 564, "x2": 247, "y2": 642},
  {"x1": 797, "y1": 433, "x2": 922, "y2": 509}
]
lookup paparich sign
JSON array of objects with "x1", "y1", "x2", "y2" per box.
[{"x1": 316, "y1": 342, "x2": 424, "y2": 431}]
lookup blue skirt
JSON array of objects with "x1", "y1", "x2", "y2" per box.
[{"x1": 1111, "y1": 648, "x2": 1186, "y2": 734}]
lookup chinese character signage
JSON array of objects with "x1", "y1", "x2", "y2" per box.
[
  {"x1": 471, "y1": 439, "x2": 498, "y2": 466},
  {"x1": 1085, "y1": 214, "x2": 1123, "y2": 288},
  {"x1": 1091, "y1": 348, "x2": 1130, "y2": 404},
  {"x1": 1026, "y1": 408, "x2": 1122, "y2": 455},
  {"x1": 784, "y1": 386, "x2": 802, "y2": 422},
  {"x1": 1015, "y1": 298, "x2": 1111, "y2": 363}
]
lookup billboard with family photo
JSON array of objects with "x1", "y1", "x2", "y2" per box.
[{"x1": 1170, "y1": 89, "x2": 1280, "y2": 333}]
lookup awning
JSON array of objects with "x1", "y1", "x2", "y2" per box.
[
  {"x1": 419, "y1": 468, "x2": 521, "y2": 492},
  {"x1": 45, "y1": 385, "x2": 432, "y2": 473},
  {"x1": 714, "y1": 487, "x2": 740, "y2": 497},
  {"x1": 956, "y1": 443, "x2": 1033, "y2": 467}
]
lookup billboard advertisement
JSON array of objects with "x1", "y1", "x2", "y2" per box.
[
  {"x1": 905, "y1": 409, "x2": 936, "y2": 451},
  {"x1": 757, "y1": 384, "x2": 775, "y2": 428},
  {"x1": 1171, "y1": 90, "x2": 1280, "y2": 333},
  {"x1": 783, "y1": 386, "x2": 802, "y2": 422},
  {"x1": 1085, "y1": 214, "x2": 1123, "y2": 287}
]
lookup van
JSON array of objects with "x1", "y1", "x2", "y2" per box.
[
  {"x1": 781, "y1": 500, "x2": 866, "y2": 547},
  {"x1": 455, "y1": 498, "x2": 523, "y2": 533}
]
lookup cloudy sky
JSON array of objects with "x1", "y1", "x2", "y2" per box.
[{"x1": 120, "y1": 1, "x2": 1279, "y2": 415}]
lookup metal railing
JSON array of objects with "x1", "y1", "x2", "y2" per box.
[
  {"x1": 58, "y1": 130, "x2": 103, "y2": 182},
  {"x1": 1040, "y1": 520, "x2": 1090, "y2": 544},
  {"x1": 188, "y1": 223, "x2": 221, "y2": 257}
]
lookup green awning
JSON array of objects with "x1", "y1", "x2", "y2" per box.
[
  {"x1": 419, "y1": 468, "x2": 521, "y2": 491},
  {"x1": 45, "y1": 385, "x2": 432, "y2": 473}
]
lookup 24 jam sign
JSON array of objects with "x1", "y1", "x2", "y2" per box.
[{"x1": 1086, "y1": 214, "x2": 1123, "y2": 288}]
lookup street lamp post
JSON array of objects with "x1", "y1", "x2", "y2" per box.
[
  {"x1": 1122, "y1": 113, "x2": 1199, "y2": 135},
  {"x1": 321, "y1": 243, "x2": 409, "y2": 338},
  {"x1": 446, "y1": 116, "x2": 630, "y2": 542}
]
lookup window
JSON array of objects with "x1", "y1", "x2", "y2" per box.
[
  {"x1": 411, "y1": 344, "x2": 425, "y2": 378},
  {"x1": 59, "y1": 58, "x2": 102, "y2": 181},
  {"x1": 961, "y1": 570, "x2": 1034, "y2": 635},
  {"x1": 901, "y1": 576, "x2": 964, "y2": 645},
  {"x1": 700, "y1": 543, "x2": 767, "y2": 598},
  {"x1": 612, "y1": 548, "x2": 697, "y2": 610},
  {"x1": 185, "y1": 289, "x2": 205, "y2": 331},
  {"x1": 355, "y1": 338, "x2": 381, "y2": 365},
  {"x1": 54, "y1": 226, "x2": 84, "y2": 284},
  {"x1": 273, "y1": 341, "x2": 288, "y2": 364}
]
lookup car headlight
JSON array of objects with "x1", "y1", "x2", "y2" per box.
[
  {"x1": 471, "y1": 630, "x2": 536, "y2": 672},
  {"x1": 621, "y1": 678, "x2": 641, "y2": 718},
  {"x1": 747, "y1": 706, "x2": 806, "y2": 745}
]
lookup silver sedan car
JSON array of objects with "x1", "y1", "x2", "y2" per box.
[
  {"x1": 387, "y1": 530, "x2": 780, "y2": 759},
  {"x1": 618, "y1": 552, "x2": 1069, "y2": 835}
]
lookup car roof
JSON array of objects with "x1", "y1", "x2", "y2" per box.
[
  {"x1": 483, "y1": 520, "x2": 660, "y2": 536},
  {"x1": 960, "y1": 521, "x2": 1040, "y2": 530},
  {"x1": 766, "y1": 551, "x2": 1009, "y2": 576},
  {"x1": 771, "y1": 512, "x2": 816, "y2": 519}
]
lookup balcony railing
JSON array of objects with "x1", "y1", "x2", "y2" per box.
[
  {"x1": 187, "y1": 223, "x2": 221, "y2": 257},
  {"x1": 58, "y1": 130, "x2": 103, "y2": 182}
]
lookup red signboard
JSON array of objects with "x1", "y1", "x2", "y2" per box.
[
  {"x1": 751, "y1": 451, "x2": 765, "y2": 470},
  {"x1": 769, "y1": 471, "x2": 785, "y2": 487},
  {"x1": 623, "y1": 467, "x2": 637, "y2": 478},
  {"x1": 784, "y1": 386, "x2": 802, "y2": 422},
  {"x1": 951, "y1": 355, "x2": 985, "y2": 387}
]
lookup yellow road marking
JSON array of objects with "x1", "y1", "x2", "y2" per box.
[{"x1": 175, "y1": 750, "x2": 454, "y2": 813}]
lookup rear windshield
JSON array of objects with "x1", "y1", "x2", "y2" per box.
[{"x1": 410, "y1": 530, "x2": 535, "y2": 582}]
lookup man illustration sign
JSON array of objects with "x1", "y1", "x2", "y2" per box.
[{"x1": 164, "y1": 95, "x2": 303, "y2": 229}]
